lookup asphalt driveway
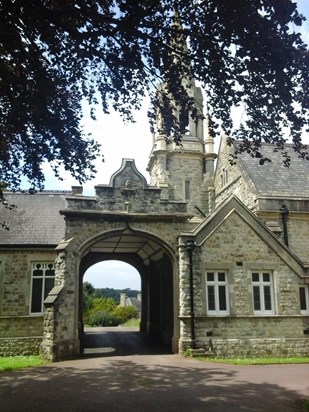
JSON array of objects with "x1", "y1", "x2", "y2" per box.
[{"x1": 0, "y1": 327, "x2": 308, "y2": 412}]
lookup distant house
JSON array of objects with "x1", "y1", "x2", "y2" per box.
[{"x1": 120, "y1": 293, "x2": 141, "y2": 316}]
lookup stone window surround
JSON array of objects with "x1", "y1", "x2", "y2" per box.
[
  {"x1": 251, "y1": 270, "x2": 275, "y2": 315},
  {"x1": 300, "y1": 285, "x2": 309, "y2": 314},
  {"x1": 200, "y1": 262, "x2": 282, "y2": 317},
  {"x1": 184, "y1": 180, "x2": 190, "y2": 200},
  {"x1": 205, "y1": 270, "x2": 229, "y2": 315},
  {"x1": 30, "y1": 261, "x2": 55, "y2": 315}
]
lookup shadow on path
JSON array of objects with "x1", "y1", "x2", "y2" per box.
[
  {"x1": 0, "y1": 355, "x2": 307, "y2": 412},
  {"x1": 81, "y1": 326, "x2": 171, "y2": 357},
  {"x1": 0, "y1": 327, "x2": 308, "y2": 411}
]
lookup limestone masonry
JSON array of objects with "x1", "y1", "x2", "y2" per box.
[{"x1": 1, "y1": 80, "x2": 308, "y2": 359}]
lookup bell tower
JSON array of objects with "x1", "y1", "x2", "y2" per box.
[
  {"x1": 147, "y1": 12, "x2": 217, "y2": 216},
  {"x1": 147, "y1": 72, "x2": 217, "y2": 218},
  {"x1": 147, "y1": 85, "x2": 217, "y2": 216}
]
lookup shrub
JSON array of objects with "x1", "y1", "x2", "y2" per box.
[
  {"x1": 88, "y1": 311, "x2": 120, "y2": 327},
  {"x1": 113, "y1": 306, "x2": 139, "y2": 324},
  {"x1": 91, "y1": 297, "x2": 117, "y2": 313},
  {"x1": 83, "y1": 297, "x2": 117, "y2": 323}
]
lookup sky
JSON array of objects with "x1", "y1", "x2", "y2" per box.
[{"x1": 41, "y1": 1, "x2": 309, "y2": 290}]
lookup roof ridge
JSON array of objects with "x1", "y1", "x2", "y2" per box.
[{"x1": 4, "y1": 190, "x2": 72, "y2": 195}]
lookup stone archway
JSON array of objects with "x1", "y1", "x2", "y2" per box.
[
  {"x1": 41, "y1": 227, "x2": 179, "y2": 361},
  {"x1": 78, "y1": 229, "x2": 176, "y2": 351},
  {"x1": 41, "y1": 159, "x2": 191, "y2": 361}
]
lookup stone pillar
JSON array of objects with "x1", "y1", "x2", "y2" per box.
[
  {"x1": 41, "y1": 302, "x2": 56, "y2": 361},
  {"x1": 41, "y1": 239, "x2": 80, "y2": 361},
  {"x1": 178, "y1": 240, "x2": 193, "y2": 351},
  {"x1": 156, "y1": 154, "x2": 167, "y2": 185},
  {"x1": 140, "y1": 272, "x2": 148, "y2": 332}
]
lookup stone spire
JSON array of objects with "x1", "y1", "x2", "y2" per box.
[
  {"x1": 203, "y1": 107, "x2": 217, "y2": 214},
  {"x1": 147, "y1": 13, "x2": 209, "y2": 215}
]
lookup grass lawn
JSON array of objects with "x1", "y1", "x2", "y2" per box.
[
  {"x1": 121, "y1": 318, "x2": 140, "y2": 327},
  {"x1": 84, "y1": 318, "x2": 140, "y2": 327},
  {"x1": 189, "y1": 355, "x2": 309, "y2": 365},
  {"x1": 213, "y1": 357, "x2": 309, "y2": 365},
  {"x1": 0, "y1": 356, "x2": 48, "y2": 373}
]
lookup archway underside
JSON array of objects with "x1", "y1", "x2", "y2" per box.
[
  {"x1": 79, "y1": 233, "x2": 175, "y2": 355},
  {"x1": 87, "y1": 234, "x2": 164, "y2": 261}
]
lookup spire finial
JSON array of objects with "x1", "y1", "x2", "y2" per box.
[{"x1": 204, "y1": 105, "x2": 215, "y2": 154}]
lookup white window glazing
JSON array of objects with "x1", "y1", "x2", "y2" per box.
[
  {"x1": 206, "y1": 271, "x2": 229, "y2": 315},
  {"x1": 251, "y1": 271, "x2": 274, "y2": 314}
]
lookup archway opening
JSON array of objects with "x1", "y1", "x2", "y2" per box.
[
  {"x1": 81, "y1": 260, "x2": 144, "y2": 355},
  {"x1": 84, "y1": 260, "x2": 141, "y2": 290},
  {"x1": 78, "y1": 231, "x2": 176, "y2": 356}
]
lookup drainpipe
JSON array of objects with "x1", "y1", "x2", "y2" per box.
[
  {"x1": 280, "y1": 205, "x2": 289, "y2": 247},
  {"x1": 186, "y1": 239, "x2": 196, "y2": 349}
]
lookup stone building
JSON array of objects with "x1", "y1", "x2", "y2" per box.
[
  {"x1": 0, "y1": 80, "x2": 308, "y2": 359},
  {"x1": 120, "y1": 292, "x2": 141, "y2": 317}
]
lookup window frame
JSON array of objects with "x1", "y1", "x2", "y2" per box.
[
  {"x1": 30, "y1": 262, "x2": 55, "y2": 315},
  {"x1": 299, "y1": 286, "x2": 309, "y2": 314},
  {"x1": 184, "y1": 180, "x2": 190, "y2": 200},
  {"x1": 251, "y1": 271, "x2": 275, "y2": 315},
  {"x1": 205, "y1": 271, "x2": 229, "y2": 316}
]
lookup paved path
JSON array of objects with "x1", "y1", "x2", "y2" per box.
[{"x1": 0, "y1": 327, "x2": 308, "y2": 412}]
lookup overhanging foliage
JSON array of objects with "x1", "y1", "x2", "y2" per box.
[{"x1": 0, "y1": 0, "x2": 308, "y2": 189}]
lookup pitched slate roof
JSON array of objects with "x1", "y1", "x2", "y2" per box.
[
  {"x1": 126, "y1": 297, "x2": 141, "y2": 312},
  {"x1": 237, "y1": 144, "x2": 309, "y2": 197},
  {"x1": 0, "y1": 192, "x2": 68, "y2": 246}
]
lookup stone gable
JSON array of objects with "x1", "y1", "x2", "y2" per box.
[{"x1": 178, "y1": 196, "x2": 309, "y2": 356}]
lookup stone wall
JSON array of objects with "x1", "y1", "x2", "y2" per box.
[
  {"x1": 178, "y1": 205, "x2": 309, "y2": 357},
  {"x1": 0, "y1": 337, "x2": 42, "y2": 356},
  {"x1": 0, "y1": 250, "x2": 30, "y2": 316},
  {"x1": 179, "y1": 316, "x2": 309, "y2": 357},
  {"x1": 148, "y1": 135, "x2": 212, "y2": 216},
  {"x1": 0, "y1": 250, "x2": 57, "y2": 316},
  {"x1": 215, "y1": 176, "x2": 257, "y2": 211},
  {"x1": 214, "y1": 140, "x2": 257, "y2": 210},
  {"x1": 0, "y1": 250, "x2": 56, "y2": 356},
  {"x1": 255, "y1": 206, "x2": 309, "y2": 264},
  {"x1": 211, "y1": 338, "x2": 309, "y2": 358},
  {"x1": 0, "y1": 315, "x2": 43, "y2": 337},
  {"x1": 287, "y1": 215, "x2": 309, "y2": 263},
  {"x1": 0, "y1": 315, "x2": 43, "y2": 356},
  {"x1": 165, "y1": 152, "x2": 206, "y2": 215},
  {"x1": 66, "y1": 216, "x2": 192, "y2": 254}
]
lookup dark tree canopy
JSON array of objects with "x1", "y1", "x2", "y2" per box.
[{"x1": 0, "y1": 0, "x2": 308, "y2": 190}]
